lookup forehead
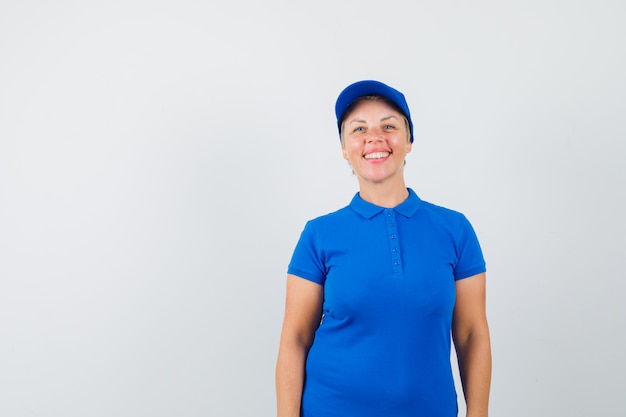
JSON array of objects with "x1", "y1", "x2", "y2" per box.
[{"x1": 343, "y1": 98, "x2": 403, "y2": 122}]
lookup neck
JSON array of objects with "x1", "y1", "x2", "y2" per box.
[{"x1": 357, "y1": 179, "x2": 409, "y2": 208}]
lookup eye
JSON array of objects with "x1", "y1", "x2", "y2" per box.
[
  {"x1": 353, "y1": 126, "x2": 365, "y2": 133},
  {"x1": 384, "y1": 124, "x2": 395, "y2": 130}
]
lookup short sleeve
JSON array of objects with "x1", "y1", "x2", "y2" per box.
[
  {"x1": 287, "y1": 221, "x2": 327, "y2": 285},
  {"x1": 453, "y1": 215, "x2": 486, "y2": 280}
]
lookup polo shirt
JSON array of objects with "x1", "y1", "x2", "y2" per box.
[{"x1": 288, "y1": 188, "x2": 486, "y2": 417}]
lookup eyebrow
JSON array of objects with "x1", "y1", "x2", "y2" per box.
[{"x1": 348, "y1": 115, "x2": 399, "y2": 125}]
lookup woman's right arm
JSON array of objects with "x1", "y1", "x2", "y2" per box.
[{"x1": 276, "y1": 274, "x2": 324, "y2": 417}]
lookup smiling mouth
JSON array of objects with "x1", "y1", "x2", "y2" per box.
[{"x1": 364, "y1": 151, "x2": 390, "y2": 159}]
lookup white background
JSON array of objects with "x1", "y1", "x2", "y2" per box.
[{"x1": 1, "y1": 1, "x2": 625, "y2": 416}]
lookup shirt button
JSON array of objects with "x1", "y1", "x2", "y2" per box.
[
  {"x1": 394, "y1": 261, "x2": 400, "y2": 266},
  {"x1": 393, "y1": 248, "x2": 398, "y2": 253},
  {"x1": 391, "y1": 234, "x2": 396, "y2": 239}
]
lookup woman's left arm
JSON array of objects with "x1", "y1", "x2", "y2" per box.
[{"x1": 452, "y1": 272, "x2": 492, "y2": 417}]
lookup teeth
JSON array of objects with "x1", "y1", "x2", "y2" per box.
[{"x1": 364, "y1": 152, "x2": 390, "y2": 159}]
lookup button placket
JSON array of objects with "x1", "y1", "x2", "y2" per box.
[{"x1": 384, "y1": 209, "x2": 403, "y2": 275}]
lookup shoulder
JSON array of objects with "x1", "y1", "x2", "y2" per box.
[
  {"x1": 304, "y1": 205, "x2": 354, "y2": 229},
  {"x1": 413, "y1": 199, "x2": 482, "y2": 246},
  {"x1": 296, "y1": 204, "x2": 362, "y2": 249},
  {"x1": 418, "y1": 199, "x2": 471, "y2": 225}
]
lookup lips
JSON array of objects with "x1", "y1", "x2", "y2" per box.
[{"x1": 364, "y1": 151, "x2": 390, "y2": 160}]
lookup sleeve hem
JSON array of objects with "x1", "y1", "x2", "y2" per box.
[
  {"x1": 454, "y1": 265, "x2": 486, "y2": 281},
  {"x1": 287, "y1": 267, "x2": 325, "y2": 285}
]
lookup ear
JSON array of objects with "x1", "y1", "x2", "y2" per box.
[
  {"x1": 341, "y1": 142, "x2": 349, "y2": 160},
  {"x1": 405, "y1": 140, "x2": 413, "y2": 154}
]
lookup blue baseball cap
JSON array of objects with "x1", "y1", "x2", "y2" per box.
[{"x1": 335, "y1": 80, "x2": 414, "y2": 143}]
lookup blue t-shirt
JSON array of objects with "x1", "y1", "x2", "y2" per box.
[{"x1": 288, "y1": 189, "x2": 486, "y2": 417}]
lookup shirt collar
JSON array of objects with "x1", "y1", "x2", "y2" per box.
[{"x1": 349, "y1": 188, "x2": 422, "y2": 219}]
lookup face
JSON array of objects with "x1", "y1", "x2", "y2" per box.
[{"x1": 341, "y1": 99, "x2": 412, "y2": 186}]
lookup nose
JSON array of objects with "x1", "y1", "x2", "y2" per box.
[{"x1": 366, "y1": 128, "x2": 384, "y2": 143}]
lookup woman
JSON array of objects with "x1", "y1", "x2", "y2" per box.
[{"x1": 276, "y1": 80, "x2": 491, "y2": 417}]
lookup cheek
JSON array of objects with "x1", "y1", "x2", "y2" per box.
[{"x1": 344, "y1": 143, "x2": 361, "y2": 158}]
